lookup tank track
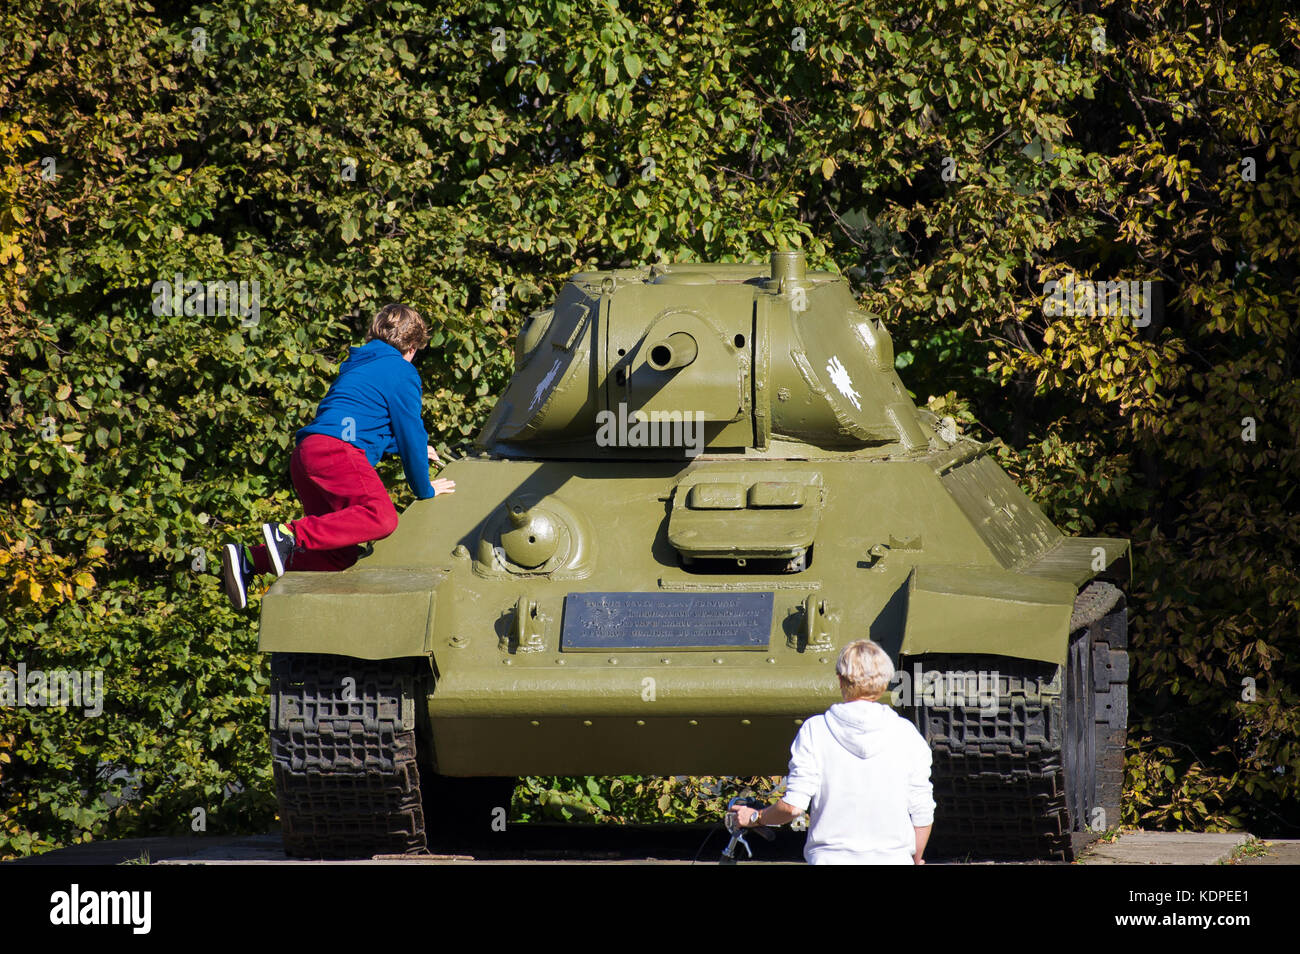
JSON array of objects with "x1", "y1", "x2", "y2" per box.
[
  {"x1": 1082, "y1": 583, "x2": 1129, "y2": 832},
  {"x1": 269, "y1": 653, "x2": 427, "y2": 858},
  {"x1": 907, "y1": 581, "x2": 1128, "y2": 860}
]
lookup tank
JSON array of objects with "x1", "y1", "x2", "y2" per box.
[{"x1": 258, "y1": 250, "x2": 1130, "y2": 860}]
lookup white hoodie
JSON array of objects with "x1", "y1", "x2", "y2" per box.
[{"x1": 783, "y1": 700, "x2": 936, "y2": 865}]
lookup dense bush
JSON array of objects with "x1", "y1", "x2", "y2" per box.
[
  {"x1": 512, "y1": 776, "x2": 785, "y2": 825},
  {"x1": 1, "y1": 0, "x2": 1296, "y2": 856}
]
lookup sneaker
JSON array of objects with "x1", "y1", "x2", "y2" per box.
[
  {"x1": 262, "y1": 522, "x2": 296, "y2": 576},
  {"x1": 221, "y1": 543, "x2": 255, "y2": 610}
]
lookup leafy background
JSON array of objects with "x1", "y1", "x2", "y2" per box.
[{"x1": 1, "y1": 0, "x2": 1296, "y2": 856}]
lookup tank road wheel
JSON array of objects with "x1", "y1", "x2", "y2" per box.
[
  {"x1": 910, "y1": 581, "x2": 1128, "y2": 861},
  {"x1": 269, "y1": 653, "x2": 428, "y2": 859}
]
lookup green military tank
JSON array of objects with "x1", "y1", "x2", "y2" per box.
[{"x1": 259, "y1": 250, "x2": 1129, "y2": 860}]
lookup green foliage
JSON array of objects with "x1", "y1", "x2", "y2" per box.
[
  {"x1": 1125, "y1": 737, "x2": 1246, "y2": 832},
  {"x1": 1, "y1": 0, "x2": 1296, "y2": 857},
  {"x1": 512, "y1": 776, "x2": 784, "y2": 825}
]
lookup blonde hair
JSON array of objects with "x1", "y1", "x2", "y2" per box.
[
  {"x1": 835, "y1": 639, "x2": 894, "y2": 701},
  {"x1": 365, "y1": 303, "x2": 429, "y2": 353}
]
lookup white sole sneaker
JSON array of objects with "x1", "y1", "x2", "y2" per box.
[
  {"x1": 262, "y1": 523, "x2": 293, "y2": 576},
  {"x1": 222, "y1": 544, "x2": 249, "y2": 610}
]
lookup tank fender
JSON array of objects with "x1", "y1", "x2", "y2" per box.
[
  {"x1": 259, "y1": 566, "x2": 449, "y2": 659},
  {"x1": 898, "y1": 565, "x2": 1077, "y2": 666}
]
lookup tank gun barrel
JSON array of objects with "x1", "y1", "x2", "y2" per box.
[{"x1": 646, "y1": 332, "x2": 698, "y2": 372}]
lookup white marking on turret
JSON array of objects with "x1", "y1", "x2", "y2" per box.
[
  {"x1": 826, "y1": 355, "x2": 861, "y2": 410},
  {"x1": 530, "y1": 358, "x2": 563, "y2": 411}
]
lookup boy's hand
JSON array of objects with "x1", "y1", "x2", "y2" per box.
[
  {"x1": 427, "y1": 444, "x2": 442, "y2": 466},
  {"x1": 432, "y1": 478, "x2": 456, "y2": 496}
]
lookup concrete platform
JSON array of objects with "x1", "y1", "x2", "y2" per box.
[
  {"x1": 5, "y1": 828, "x2": 1293, "y2": 865},
  {"x1": 1077, "y1": 831, "x2": 1251, "y2": 865}
]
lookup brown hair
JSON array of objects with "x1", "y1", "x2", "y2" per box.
[{"x1": 365, "y1": 303, "x2": 429, "y2": 353}]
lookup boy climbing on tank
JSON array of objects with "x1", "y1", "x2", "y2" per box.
[{"x1": 221, "y1": 303, "x2": 455, "y2": 610}]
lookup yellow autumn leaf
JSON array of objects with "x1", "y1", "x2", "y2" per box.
[{"x1": 821, "y1": 157, "x2": 838, "y2": 179}]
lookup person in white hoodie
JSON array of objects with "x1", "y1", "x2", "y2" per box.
[{"x1": 730, "y1": 639, "x2": 935, "y2": 864}]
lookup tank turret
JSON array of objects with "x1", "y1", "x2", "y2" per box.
[{"x1": 477, "y1": 250, "x2": 931, "y2": 457}]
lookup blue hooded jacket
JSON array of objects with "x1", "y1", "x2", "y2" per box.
[{"x1": 296, "y1": 339, "x2": 437, "y2": 499}]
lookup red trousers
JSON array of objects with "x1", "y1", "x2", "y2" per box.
[{"x1": 250, "y1": 434, "x2": 399, "y2": 573}]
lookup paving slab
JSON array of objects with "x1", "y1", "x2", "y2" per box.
[
  {"x1": 1236, "y1": 839, "x2": 1300, "y2": 865},
  {"x1": 4, "y1": 834, "x2": 284, "y2": 866},
  {"x1": 1078, "y1": 831, "x2": 1250, "y2": 865}
]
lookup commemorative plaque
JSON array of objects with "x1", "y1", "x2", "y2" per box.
[{"x1": 560, "y1": 591, "x2": 774, "y2": 651}]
